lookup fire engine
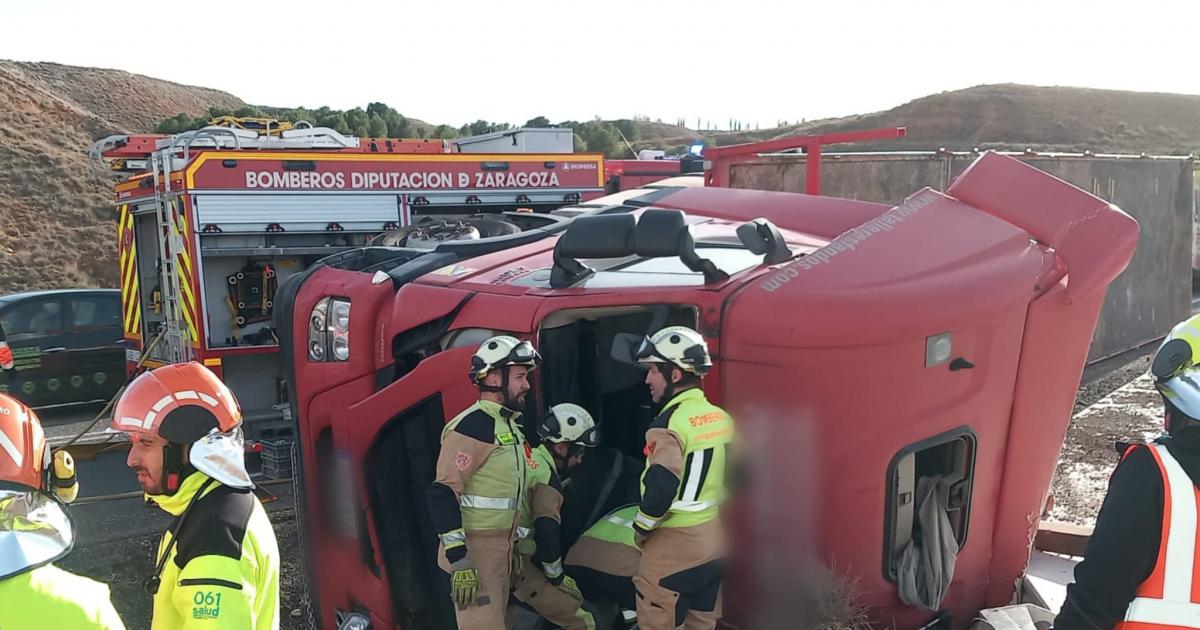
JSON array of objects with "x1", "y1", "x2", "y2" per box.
[
  {"x1": 92, "y1": 122, "x2": 605, "y2": 439},
  {"x1": 275, "y1": 130, "x2": 1138, "y2": 628}
]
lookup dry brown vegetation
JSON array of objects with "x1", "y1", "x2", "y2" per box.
[{"x1": 0, "y1": 61, "x2": 241, "y2": 292}]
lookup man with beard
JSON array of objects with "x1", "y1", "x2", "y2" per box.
[
  {"x1": 111, "y1": 362, "x2": 279, "y2": 629},
  {"x1": 429, "y1": 335, "x2": 541, "y2": 629}
]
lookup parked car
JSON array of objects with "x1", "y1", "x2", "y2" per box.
[{"x1": 0, "y1": 289, "x2": 124, "y2": 408}]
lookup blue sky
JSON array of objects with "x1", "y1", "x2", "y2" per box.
[{"x1": 2, "y1": 0, "x2": 1196, "y2": 129}]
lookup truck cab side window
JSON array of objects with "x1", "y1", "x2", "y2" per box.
[{"x1": 3, "y1": 300, "x2": 63, "y2": 341}]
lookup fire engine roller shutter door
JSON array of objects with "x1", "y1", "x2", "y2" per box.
[{"x1": 193, "y1": 194, "x2": 403, "y2": 233}]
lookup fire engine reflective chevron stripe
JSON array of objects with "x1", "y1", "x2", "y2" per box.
[
  {"x1": 1116, "y1": 444, "x2": 1200, "y2": 630},
  {"x1": 172, "y1": 201, "x2": 199, "y2": 344},
  {"x1": 117, "y1": 205, "x2": 141, "y2": 338}
]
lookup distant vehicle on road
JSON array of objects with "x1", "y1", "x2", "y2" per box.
[{"x1": 0, "y1": 289, "x2": 124, "y2": 408}]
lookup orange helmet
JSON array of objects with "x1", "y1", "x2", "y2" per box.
[
  {"x1": 110, "y1": 362, "x2": 251, "y2": 494},
  {"x1": 111, "y1": 362, "x2": 242, "y2": 443},
  {"x1": 0, "y1": 393, "x2": 48, "y2": 491}
]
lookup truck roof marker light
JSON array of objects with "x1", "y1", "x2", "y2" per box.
[
  {"x1": 563, "y1": 193, "x2": 581, "y2": 203},
  {"x1": 325, "y1": 222, "x2": 344, "y2": 232},
  {"x1": 544, "y1": 161, "x2": 556, "y2": 168},
  {"x1": 266, "y1": 223, "x2": 285, "y2": 233},
  {"x1": 516, "y1": 195, "x2": 531, "y2": 204},
  {"x1": 221, "y1": 159, "x2": 237, "y2": 168},
  {"x1": 202, "y1": 224, "x2": 223, "y2": 234},
  {"x1": 382, "y1": 221, "x2": 399, "y2": 231},
  {"x1": 411, "y1": 196, "x2": 429, "y2": 206},
  {"x1": 466, "y1": 195, "x2": 481, "y2": 205}
]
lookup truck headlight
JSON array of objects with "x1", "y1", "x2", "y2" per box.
[{"x1": 307, "y1": 297, "x2": 351, "y2": 362}]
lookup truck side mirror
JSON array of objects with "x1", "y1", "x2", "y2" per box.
[{"x1": 736, "y1": 218, "x2": 793, "y2": 264}]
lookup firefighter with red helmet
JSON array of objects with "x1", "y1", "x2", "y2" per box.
[
  {"x1": 0, "y1": 392, "x2": 126, "y2": 629},
  {"x1": 111, "y1": 362, "x2": 279, "y2": 630},
  {"x1": 633, "y1": 326, "x2": 733, "y2": 630},
  {"x1": 428, "y1": 335, "x2": 542, "y2": 629},
  {"x1": 1056, "y1": 313, "x2": 1200, "y2": 630}
]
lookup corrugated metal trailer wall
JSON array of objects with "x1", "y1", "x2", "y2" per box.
[{"x1": 728, "y1": 151, "x2": 1194, "y2": 363}]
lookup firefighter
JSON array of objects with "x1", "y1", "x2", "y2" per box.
[
  {"x1": 632, "y1": 326, "x2": 733, "y2": 630},
  {"x1": 110, "y1": 362, "x2": 279, "y2": 630},
  {"x1": 1055, "y1": 313, "x2": 1200, "y2": 630},
  {"x1": 509, "y1": 402, "x2": 596, "y2": 630},
  {"x1": 0, "y1": 392, "x2": 126, "y2": 629},
  {"x1": 564, "y1": 504, "x2": 641, "y2": 629},
  {"x1": 428, "y1": 335, "x2": 540, "y2": 629},
  {"x1": 541, "y1": 401, "x2": 643, "y2": 551}
]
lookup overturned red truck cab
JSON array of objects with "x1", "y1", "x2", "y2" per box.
[{"x1": 276, "y1": 151, "x2": 1138, "y2": 629}]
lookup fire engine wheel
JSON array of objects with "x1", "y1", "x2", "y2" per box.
[{"x1": 371, "y1": 216, "x2": 521, "y2": 248}]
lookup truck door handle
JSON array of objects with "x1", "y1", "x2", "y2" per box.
[{"x1": 43, "y1": 347, "x2": 66, "y2": 353}]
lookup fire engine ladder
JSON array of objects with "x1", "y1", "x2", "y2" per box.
[{"x1": 150, "y1": 149, "x2": 193, "y2": 364}]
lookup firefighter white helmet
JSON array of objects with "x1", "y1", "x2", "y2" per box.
[
  {"x1": 635, "y1": 326, "x2": 711, "y2": 376},
  {"x1": 469, "y1": 335, "x2": 540, "y2": 384},
  {"x1": 1157, "y1": 367, "x2": 1200, "y2": 421},
  {"x1": 537, "y1": 403, "x2": 600, "y2": 446}
]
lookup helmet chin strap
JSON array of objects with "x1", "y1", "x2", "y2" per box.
[{"x1": 161, "y1": 443, "x2": 196, "y2": 496}]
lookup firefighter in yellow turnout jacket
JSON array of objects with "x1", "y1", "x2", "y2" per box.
[
  {"x1": 633, "y1": 326, "x2": 733, "y2": 630},
  {"x1": 429, "y1": 335, "x2": 541, "y2": 628},
  {"x1": 0, "y1": 392, "x2": 126, "y2": 629},
  {"x1": 507, "y1": 403, "x2": 598, "y2": 629},
  {"x1": 111, "y1": 363, "x2": 279, "y2": 630}
]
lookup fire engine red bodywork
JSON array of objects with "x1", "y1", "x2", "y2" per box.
[{"x1": 282, "y1": 152, "x2": 1137, "y2": 629}]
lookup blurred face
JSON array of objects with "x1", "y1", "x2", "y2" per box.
[{"x1": 126, "y1": 432, "x2": 168, "y2": 494}]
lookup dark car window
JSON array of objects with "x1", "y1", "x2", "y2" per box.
[
  {"x1": 0, "y1": 300, "x2": 63, "y2": 341},
  {"x1": 71, "y1": 295, "x2": 121, "y2": 331}
]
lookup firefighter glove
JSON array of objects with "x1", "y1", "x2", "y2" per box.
[
  {"x1": 450, "y1": 558, "x2": 480, "y2": 609},
  {"x1": 555, "y1": 574, "x2": 583, "y2": 601}
]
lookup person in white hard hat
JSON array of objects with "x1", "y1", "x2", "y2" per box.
[
  {"x1": 428, "y1": 335, "x2": 542, "y2": 629},
  {"x1": 632, "y1": 326, "x2": 734, "y2": 630},
  {"x1": 1057, "y1": 313, "x2": 1200, "y2": 630}
]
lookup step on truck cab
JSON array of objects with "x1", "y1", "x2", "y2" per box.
[{"x1": 277, "y1": 150, "x2": 1138, "y2": 629}]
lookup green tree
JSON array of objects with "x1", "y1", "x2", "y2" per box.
[
  {"x1": 524, "y1": 116, "x2": 551, "y2": 128},
  {"x1": 366, "y1": 102, "x2": 390, "y2": 119},
  {"x1": 432, "y1": 124, "x2": 458, "y2": 139},
  {"x1": 345, "y1": 108, "x2": 368, "y2": 134},
  {"x1": 385, "y1": 111, "x2": 411, "y2": 138},
  {"x1": 367, "y1": 114, "x2": 387, "y2": 137}
]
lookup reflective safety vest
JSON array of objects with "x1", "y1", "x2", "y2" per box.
[
  {"x1": 442, "y1": 400, "x2": 529, "y2": 532},
  {"x1": 582, "y1": 505, "x2": 639, "y2": 549},
  {"x1": 516, "y1": 443, "x2": 556, "y2": 556},
  {"x1": 1117, "y1": 444, "x2": 1200, "y2": 630},
  {"x1": 0, "y1": 564, "x2": 126, "y2": 629},
  {"x1": 639, "y1": 388, "x2": 734, "y2": 529}
]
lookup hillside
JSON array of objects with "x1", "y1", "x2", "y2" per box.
[
  {"x1": 0, "y1": 61, "x2": 243, "y2": 292},
  {"x1": 5, "y1": 64, "x2": 1200, "y2": 293},
  {"x1": 701, "y1": 83, "x2": 1200, "y2": 154}
]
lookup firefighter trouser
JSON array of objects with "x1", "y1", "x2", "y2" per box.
[
  {"x1": 633, "y1": 520, "x2": 725, "y2": 630},
  {"x1": 438, "y1": 530, "x2": 516, "y2": 630},
  {"x1": 513, "y1": 553, "x2": 596, "y2": 630}
]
